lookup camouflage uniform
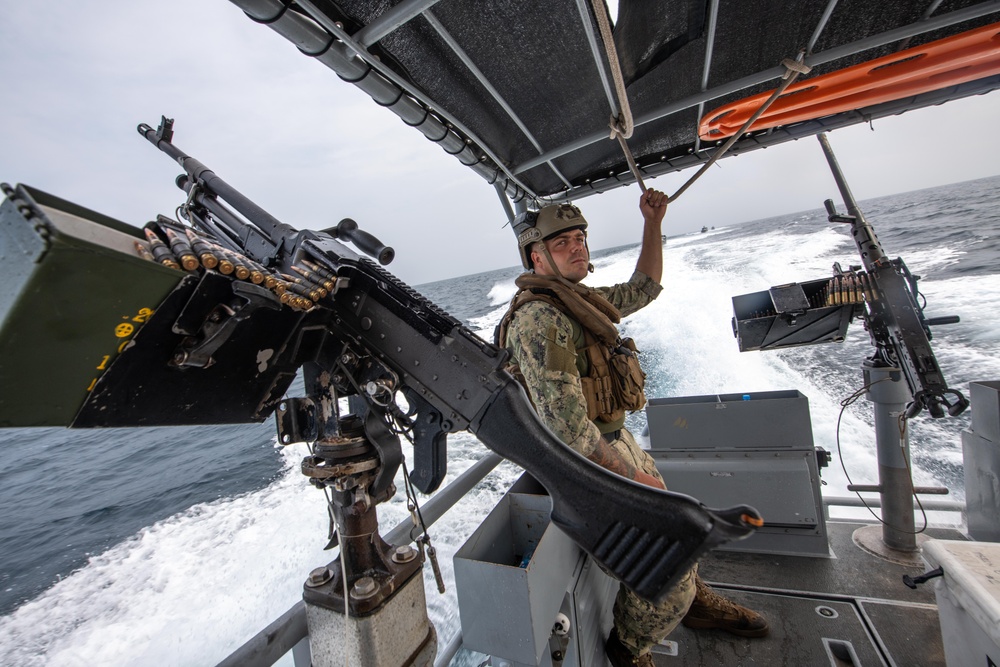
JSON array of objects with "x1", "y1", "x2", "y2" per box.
[{"x1": 503, "y1": 269, "x2": 697, "y2": 655}]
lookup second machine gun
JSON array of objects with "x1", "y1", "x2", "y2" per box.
[
  {"x1": 730, "y1": 132, "x2": 968, "y2": 556},
  {"x1": 731, "y1": 133, "x2": 968, "y2": 420}
]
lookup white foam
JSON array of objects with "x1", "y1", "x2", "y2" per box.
[
  {"x1": 486, "y1": 281, "x2": 518, "y2": 306},
  {"x1": 0, "y1": 434, "x2": 519, "y2": 666}
]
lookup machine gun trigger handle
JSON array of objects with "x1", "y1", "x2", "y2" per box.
[
  {"x1": 907, "y1": 389, "x2": 970, "y2": 419},
  {"x1": 824, "y1": 198, "x2": 854, "y2": 224},
  {"x1": 330, "y1": 218, "x2": 395, "y2": 265},
  {"x1": 943, "y1": 389, "x2": 970, "y2": 417}
]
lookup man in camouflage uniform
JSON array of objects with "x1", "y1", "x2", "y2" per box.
[{"x1": 500, "y1": 190, "x2": 768, "y2": 667}]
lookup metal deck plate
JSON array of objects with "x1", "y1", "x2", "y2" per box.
[
  {"x1": 645, "y1": 521, "x2": 966, "y2": 666},
  {"x1": 658, "y1": 591, "x2": 890, "y2": 666}
]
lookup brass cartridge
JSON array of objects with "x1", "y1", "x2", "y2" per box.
[
  {"x1": 184, "y1": 228, "x2": 219, "y2": 269},
  {"x1": 240, "y1": 255, "x2": 268, "y2": 285},
  {"x1": 204, "y1": 242, "x2": 235, "y2": 274},
  {"x1": 163, "y1": 227, "x2": 200, "y2": 271},
  {"x1": 216, "y1": 247, "x2": 251, "y2": 280},
  {"x1": 293, "y1": 263, "x2": 335, "y2": 292},
  {"x1": 134, "y1": 240, "x2": 156, "y2": 262},
  {"x1": 275, "y1": 289, "x2": 310, "y2": 311},
  {"x1": 280, "y1": 275, "x2": 321, "y2": 302},
  {"x1": 301, "y1": 259, "x2": 336, "y2": 282},
  {"x1": 144, "y1": 228, "x2": 181, "y2": 270},
  {"x1": 287, "y1": 269, "x2": 329, "y2": 298}
]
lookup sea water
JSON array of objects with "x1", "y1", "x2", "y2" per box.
[{"x1": 0, "y1": 175, "x2": 998, "y2": 665}]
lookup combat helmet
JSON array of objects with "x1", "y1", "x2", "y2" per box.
[{"x1": 512, "y1": 203, "x2": 589, "y2": 270}]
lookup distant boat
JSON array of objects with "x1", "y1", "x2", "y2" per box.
[{"x1": 701, "y1": 225, "x2": 709, "y2": 233}]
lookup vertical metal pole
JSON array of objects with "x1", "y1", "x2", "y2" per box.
[{"x1": 864, "y1": 363, "x2": 917, "y2": 551}]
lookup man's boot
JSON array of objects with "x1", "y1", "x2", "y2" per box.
[
  {"x1": 681, "y1": 577, "x2": 769, "y2": 638},
  {"x1": 605, "y1": 629, "x2": 655, "y2": 667}
]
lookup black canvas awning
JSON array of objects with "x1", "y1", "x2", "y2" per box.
[{"x1": 231, "y1": 0, "x2": 1000, "y2": 206}]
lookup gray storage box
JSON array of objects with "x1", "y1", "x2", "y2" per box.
[
  {"x1": 653, "y1": 449, "x2": 829, "y2": 556},
  {"x1": 970, "y1": 381, "x2": 1000, "y2": 443},
  {"x1": 646, "y1": 390, "x2": 814, "y2": 450},
  {"x1": 454, "y1": 490, "x2": 583, "y2": 665},
  {"x1": 962, "y1": 429, "x2": 1000, "y2": 542},
  {"x1": 647, "y1": 390, "x2": 828, "y2": 556},
  {"x1": 923, "y1": 540, "x2": 1000, "y2": 667}
]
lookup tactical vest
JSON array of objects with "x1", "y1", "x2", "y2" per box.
[{"x1": 495, "y1": 274, "x2": 647, "y2": 427}]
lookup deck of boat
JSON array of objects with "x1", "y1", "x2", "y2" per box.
[{"x1": 651, "y1": 520, "x2": 965, "y2": 667}]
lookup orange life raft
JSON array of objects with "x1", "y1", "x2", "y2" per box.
[{"x1": 699, "y1": 22, "x2": 1000, "y2": 141}]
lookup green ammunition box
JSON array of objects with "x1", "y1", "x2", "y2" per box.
[{"x1": 0, "y1": 184, "x2": 183, "y2": 427}]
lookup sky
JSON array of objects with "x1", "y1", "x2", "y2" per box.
[{"x1": 1, "y1": 1, "x2": 998, "y2": 285}]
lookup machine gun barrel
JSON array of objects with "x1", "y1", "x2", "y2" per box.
[
  {"x1": 816, "y1": 133, "x2": 967, "y2": 419},
  {"x1": 138, "y1": 119, "x2": 297, "y2": 253},
  {"x1": 818, "y1": 133, "x2": 887, "y2": 271}
]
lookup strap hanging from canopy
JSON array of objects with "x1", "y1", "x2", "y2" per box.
[{"x1": 590, "y1": 0, "x2": 811, "y2": 202}]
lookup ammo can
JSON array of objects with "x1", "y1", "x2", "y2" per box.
[{"x1": 0, "y1": 184, "x2": 182, "y2": 426}]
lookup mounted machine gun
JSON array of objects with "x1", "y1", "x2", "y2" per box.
[{"x1": 0, "y1": 117, "x2": 761, "y2": 665}]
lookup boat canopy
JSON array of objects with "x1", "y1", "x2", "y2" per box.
[{"x1": 231, "y1": 0, "x2": 1000, "y2": 206}]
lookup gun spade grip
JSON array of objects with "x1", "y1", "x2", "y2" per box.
[
  {"x1": 473, "y1": 382, "x2": 759, "y2": 603},
  {"x1": 336, "y1": 218, "x2": 395, "y2": 265}
]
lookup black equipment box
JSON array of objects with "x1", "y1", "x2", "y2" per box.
[
  {"x1": 731, "y1": 278, "x2": 857, "y2": 352},
  {"x1": 0, "y1": 184, "x2": 303, "y2": 428}
]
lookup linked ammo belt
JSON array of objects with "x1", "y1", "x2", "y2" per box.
[{"x1": 602, "y1": 429, "x2": 622, "y2": 443}]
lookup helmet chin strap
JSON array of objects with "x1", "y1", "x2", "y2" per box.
[
  {"x1": 538, "y1": 244, "x2": 566, "y2": 280},
  {"x1": 535, "y1": 242, "x2": 594, "y2": 280}
]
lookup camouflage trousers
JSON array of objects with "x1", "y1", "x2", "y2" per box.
[{"x1": 606, "y1": 429, "x2": 698, "y2": 655}]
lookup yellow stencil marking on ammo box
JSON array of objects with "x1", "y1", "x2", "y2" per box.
[{"x1": 86, "y1": 307, "x2": 155, "y2": 391}]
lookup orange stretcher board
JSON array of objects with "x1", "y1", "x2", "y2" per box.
[{"x1": 699, "y1": 22, "x2": 1000, "y2": 141}]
